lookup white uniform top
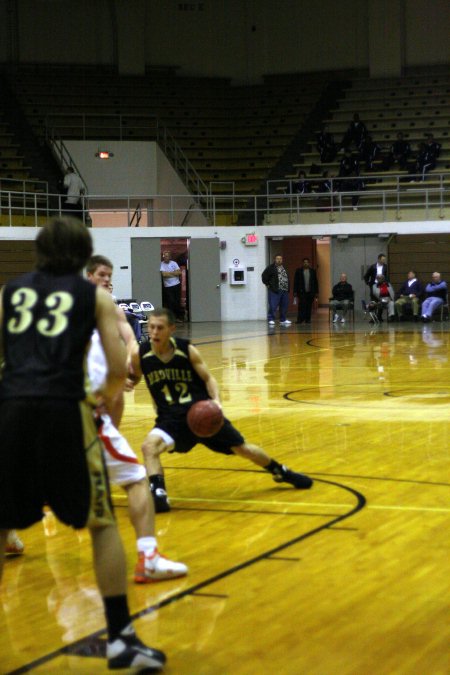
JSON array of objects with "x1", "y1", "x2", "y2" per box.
[
  {"x1": 160, "y1": 260, "x2": 181, "y2": 288},
  {"x1": 87, "y1": 330, "x2": 146, "y2": 486},
  {"x1": 87, "y1": 330, "x2": 107, "y2": 394}
]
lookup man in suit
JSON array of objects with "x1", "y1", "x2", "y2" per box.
[
  {"x1": 394, "y1": 270, "x2": 423, "y2": 321},
  {"x1": 364, "y1": 254, "x2": 388, "y2": 298},
  {"x1": 293, "y1": 258, "x2": 319, "y2": 324}
]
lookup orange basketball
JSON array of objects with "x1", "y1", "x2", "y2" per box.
[{"x1": 187, "y1": 400, "x2": 224, "y2": 437}]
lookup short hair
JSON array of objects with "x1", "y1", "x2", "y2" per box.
[
  {"x1": 408, "y1": 269, "x2": 416, "y2": 276},
  {"x1": 377, "y1": 253, "x2": 386, "y2": 260},
  {"x1": 150, "y1": 307, "x2": 176, "y2": 325},
  {"x1": 36, "y1": 217, "x2": 92, "y2": 274},
  {"x1": 86, "y1": 254, "x2": 114, "y2": 275},
  {"x1": 303, "y1": 257, "x2": 310, "y2": 262}
]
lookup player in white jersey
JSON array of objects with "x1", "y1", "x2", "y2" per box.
[{"x1": 86, "y1": 255, "x2": 187, "y2": 583}]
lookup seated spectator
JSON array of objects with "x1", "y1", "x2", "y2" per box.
[
  {"x1": 338, "y1": 149, "x2": 360, "y2": 180},
  {"x1": 338, "y1": 151, "x2": 363, "y2": 210},
  {"x1": 340, "y1": 113, "x2": 367, "y2": 151},
  {"x1": 425, "y1": 133, "x2": 441, "y2": 160},
  {"x1": 409, "y1": 136, "x2": 440, "y2": 181},
  {"x1": 394, "y1": 270, "x2": 423, "y2": 321},
  {"x1": 372, "y1": 274, "x2": 395, "y2": 322},
  {"x1": 313, "y1": 170, "x2": 332, "y2": 193},
  {"x1": 316, "y1": 125, "x2": 337, "y2": 163},
  {"x1": 358, "y1": 135, "x2": 382, "y2": 172},
  {"x1": 383, "y1": 132, "x2": 411, "y2": 170},
  {"x1": 292, "y1": 171, "x2": 311, "y2": 195},
  {"x1": 331, "y1": 273, "x2": 353, "y2": 323},
  {"x1": 421, "y1": 272, "x2": 447, "y2": 322}
]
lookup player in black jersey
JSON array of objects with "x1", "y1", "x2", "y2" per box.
[
  {"x1": 132, "y1": 308, "x2": 313, "y2": 513},
  {"x1": 0, "y1": 217, "x2": 166, "y2": 671}
]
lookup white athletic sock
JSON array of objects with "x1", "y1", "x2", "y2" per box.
[{"x1": 137, "y1": 536, "x2": 157, "y2": 556}]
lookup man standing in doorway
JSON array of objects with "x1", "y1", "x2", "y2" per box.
[
  {"x1": 261, "y1": 254, "x2": 291, "y2": 326},
  {"x1": 160, "y1": 250, "x2": 184, "y2": 322},
  {"x1": 293, "y1": 258, "x2": 319, "y2": 324}
]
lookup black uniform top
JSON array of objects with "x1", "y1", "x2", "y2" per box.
[
  {"x1": 0, "y1": 270, "x2": 96, "y2": 400},
  {"x1": 140, "y1": 336, "x2": 209, "y2": 422}
]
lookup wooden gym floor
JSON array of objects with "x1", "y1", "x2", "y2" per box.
[{"x1": 1, "y1": 315, "x2": 449, "y2": 674}]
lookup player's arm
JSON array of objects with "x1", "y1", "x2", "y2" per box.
[
  {"x1": 95, "y1": 287, "x2": 127, "y2": 401},
  {"x1": 188, "y1": 344, "x2": 221, "y2": 407}
]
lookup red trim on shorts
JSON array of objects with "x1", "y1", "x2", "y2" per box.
[{"x1": 99, "y1": 428, "x2": 140, "y2": 465}]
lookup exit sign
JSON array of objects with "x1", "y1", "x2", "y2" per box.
[{"x1": 243, "y1": 233, "x2": 258, "y2": 246}]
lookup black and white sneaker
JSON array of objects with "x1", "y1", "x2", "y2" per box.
[
  {"x1": 150, "y1": 485, "x2": 171, "y2": 513},
  {"x1": 107, "y1": 625, "x2": 166, "y2": 670},
  {"x1": 272, "y1": 465, "x2": 313, "y2": 489}
]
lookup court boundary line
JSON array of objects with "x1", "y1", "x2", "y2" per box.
[{"x1": 6, "y1": 478, "x2": 365, "y2": 674}]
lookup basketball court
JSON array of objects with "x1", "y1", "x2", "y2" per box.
[{"x1": 1, "y1": 317, "x2": 449, "y2": 674}]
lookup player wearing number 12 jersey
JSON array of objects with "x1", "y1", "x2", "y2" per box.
[{"x1": 133, "y1": 307, "x2": 313, "y2": 513}]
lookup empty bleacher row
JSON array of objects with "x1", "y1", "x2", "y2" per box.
[{"x1": 6, "y1": 66, "x2": 326, "y2": 198}]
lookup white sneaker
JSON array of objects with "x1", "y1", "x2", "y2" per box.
[
  {"x1": 341, "y1": 317, "x2": 346, "y2": 323},
  {"x1": 6, "y1": 530, "x2": 24, "y2": 555},
  {"x1": 280, "y1": 320, "x2": 292, "y2": 326},
  {"x1": 333, "y1": 314, "x2": 339, "y2": 323},
  {"x1": 134, "y1": 549, "x2": 188, "y2": 583},
  {"x1": 268, "y1": 320, "x2": 275, "y2": 326}
]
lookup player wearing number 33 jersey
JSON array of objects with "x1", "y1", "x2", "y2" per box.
[{"x1": 1, "y1": 272, "x2": 96, "y2": 400}]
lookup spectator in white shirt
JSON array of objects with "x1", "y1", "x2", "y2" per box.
[
  {"x1": 160, "y1": 251, "x2": 184, "y2": 322},
  {"x1": 63, "y1": 167, "x2": 85, "y2": 218}
]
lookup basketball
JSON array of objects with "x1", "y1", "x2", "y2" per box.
[{"x1": 187, "y1": 400, "x2": 224, "y2": 437}]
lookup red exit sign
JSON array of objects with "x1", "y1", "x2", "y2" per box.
[{"x1": 243, "y1": 233, "x2": 258, "y2": 246}]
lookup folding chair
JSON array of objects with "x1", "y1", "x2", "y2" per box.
[
  {"x1": 361, "y1": 299, "x2": 379, "y2": 324},
  {"x1": 432, "y1": 293, "x2": 449, "y2": 322},
  {"x1": 140, "y1": 301, "x2": 155, "y2": 313},
  {"x1": 138, "y1": 301, "x2": 156, "y2": 338},
  {"x1": 329, "y1": 291, "x2": 355, "y2": 324}
]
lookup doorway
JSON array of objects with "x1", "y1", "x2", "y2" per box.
[
  {"x1": 267, "y1": 236, "x2": 331, "y2": 317},
  {"x1": 160, "y1": 238, "x2": 189, "y2": 320}
]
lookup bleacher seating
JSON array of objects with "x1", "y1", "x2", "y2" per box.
[
  {"x1": 5, "y1": 66, "x2": 326, "y2": 201},
  {"x1": 269, "y1": 72, "x2": 450, "y2": 221}
]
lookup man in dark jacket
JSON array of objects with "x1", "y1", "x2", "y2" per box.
[
  {"x1": 293, "y1": 258, "x2": 319, "y2": 324},
  {"x1": 364, "y1": 254, "x2": 388, "y2": 297},
  {"x1": 261, "y1": 255, "x2": 291, "y2": 326},
  {"x1": 331, "y1": 273, "x2": 354, "y2": 323},
  {"x1": 394, "y1": 270, "x2": 423, "y2": 321}
]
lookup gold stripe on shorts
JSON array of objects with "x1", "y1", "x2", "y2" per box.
[{"x1": 79, "y1": 400, "x2": 115, "y2": 528}]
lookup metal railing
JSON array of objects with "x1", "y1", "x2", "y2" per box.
[
  {"x1": 44, "y1": 113, "x2": 209, "y2": 201},
  {"x1": 267, "y1": 173, "x2": 450, "y2": 196},
  {"x1": 0, "y1": 180, "x2": 448, "y2": 228},
  {"x1": 45, "y1": 129, "x2": 88, "y2": 193}
]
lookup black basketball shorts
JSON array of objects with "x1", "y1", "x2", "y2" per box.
[
  {"x1": 153, "y1": 415, "x2": 245, "y2": 455},
  {"x1": 0, "y1": 398, "x2": 115, "y2": 530}
]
